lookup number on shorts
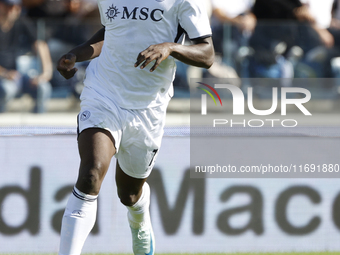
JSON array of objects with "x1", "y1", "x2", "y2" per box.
[{"x1": 148, "y1": 149, "x2": 159, "y2": 167}]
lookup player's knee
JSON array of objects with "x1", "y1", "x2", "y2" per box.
[
  {"x1": 77, "y1": 166, "x2": 104, "y2": 194},
  {"x1": 117, "y1": 190, "x2": 139, "y2": 206},
  {"x1": 84, "y1": 173, "x2": 99, "y2": 186}
]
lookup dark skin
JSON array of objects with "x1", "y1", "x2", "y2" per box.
[{"x1": 57, "y1": 27, "x2": 214, "y2": 206}]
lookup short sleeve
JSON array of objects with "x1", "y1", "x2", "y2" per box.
[
  {"x1": 177, "y1": 0, "x2": 212, "y2": 40},
  {"x1": 98, "y1": 2, "x2": 106, "y2": 26}
]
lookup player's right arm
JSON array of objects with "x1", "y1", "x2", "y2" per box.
[{"x1": 57, "y1": 27, "x2": 105, "y2": 79}]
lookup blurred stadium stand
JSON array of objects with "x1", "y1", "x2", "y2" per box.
[{"x1": 1, "y1": 0, "x2": 340, "y2": 116}]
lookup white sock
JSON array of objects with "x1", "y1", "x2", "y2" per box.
[
  {"x1": 59, "y1": 187, "x2": 98, "y2": 255},
  {"x1": 127, "y1": 182, "x2": 151, "y2": 229}
]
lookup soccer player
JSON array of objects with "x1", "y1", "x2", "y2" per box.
[{"x1": 56, "y1": 0, "x2": 214, "y2": 254}]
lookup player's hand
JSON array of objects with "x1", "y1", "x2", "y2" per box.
[
  {"x1": 134, "y1": 43, "x2": 173, "y2": 72},
  {"x1": 57, "y1": 53, "x2": 78, "y2": 79}
]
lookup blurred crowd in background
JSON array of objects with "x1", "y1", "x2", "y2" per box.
[{"x1": 1, "y1": 0, "x2": 340, "y2": 113}]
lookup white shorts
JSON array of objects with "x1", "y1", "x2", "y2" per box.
[{"x1": 77, "y1": 88, "x2": 168, "y2": 179}]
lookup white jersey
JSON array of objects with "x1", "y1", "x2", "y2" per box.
[{"x1": 82, "y1": 0, "x2": 212, "y2": 109}]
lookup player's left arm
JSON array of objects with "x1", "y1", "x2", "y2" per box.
[{"x1": 134, "y1": 36, "x2": 214, "y2": 72}]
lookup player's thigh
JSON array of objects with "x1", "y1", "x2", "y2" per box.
[
  {"x1": 76, "y1": 128, "x2": 116, "y2": 194},
  {"x1": 115, "y1": 107, "x2": 166, "y2": 179}
]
